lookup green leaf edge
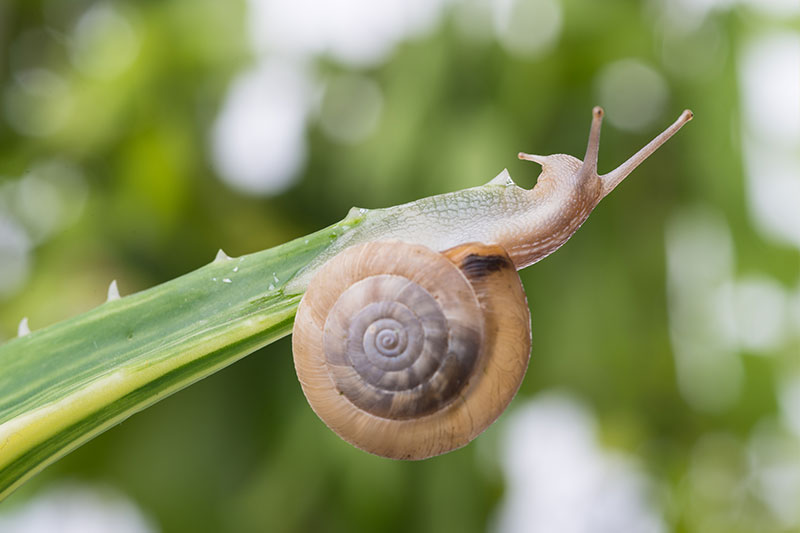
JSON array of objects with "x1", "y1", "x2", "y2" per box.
[{"x1": 0, "y1": 216, "x2": 361, "y2": 500}]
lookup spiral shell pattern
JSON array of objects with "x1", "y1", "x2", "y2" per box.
[
  {"x1": 323, "y1": 270, "x2": 482, "y2": 419},
  {"x1": 293, "y1": 240, "x2": 531, "y2": 459}
]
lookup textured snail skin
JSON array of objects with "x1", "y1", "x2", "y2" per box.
[
  {"x1": 292, "y1": 241, "x2": 530, "y2": 459},
  {"x1": 286, "y1": 108, "x2": 692, "y2": 294}
]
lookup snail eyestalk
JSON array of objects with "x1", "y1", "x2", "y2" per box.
[
  {"x1": 600, "y1": 109, "x2": 693, "y2": 197},
  {"x1": 582, "y1": 106, "x2": 604, "y2": 172},
  {"x1": 517, "y1": 152, "x2": 548, "y2": 164}
]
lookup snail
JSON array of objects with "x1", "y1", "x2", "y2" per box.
[{"x1": 291, "y1": 107, "x2": 693, "y2": 459}]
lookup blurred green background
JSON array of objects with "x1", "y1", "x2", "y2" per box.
[{"x1": 1, "y1": 0, "x2": 799, "y2": 531}]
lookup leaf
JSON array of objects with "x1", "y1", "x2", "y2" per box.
[{"x1": 0, "y1": 217, "x2": 358, "y2": 500}]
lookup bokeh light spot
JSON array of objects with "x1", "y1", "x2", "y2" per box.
[
  {"x1": 319, "y1": 74, "x2": 383, "y2": 145},
  {"x1": 780, "y1": 375, "x2": 800, "y2": 440},
  {"x1": 749, "y1": 420, "x2": 800, "y2": 529},
  {"x1": 492, "y1": 392, "x2": 666, "y2": 533},
  {"x1": 595, "y1": 59, "x2": 669, "y2": 132},
  {"x1": 70, "y1": 3, "x2": 140, "y2": 80},
  {"x1": 0, "y1": 482, "x2": 157, "y2": 533},
  {"x1": 665, "y1": 208, "x2": 741, "y2": 412},
  {"x1": 661, "y1": 20, "x2": 727, "y2": 82},
  {"x1": 740, "y1": 32, "x2": 800, "y2": 148},
  {"x1": 739, "y1": 32, "x2": 800, "y2": 249},
  {"x1": 248, "y1": 0, "x2": 448, "y2": 67},
  {"x1": 492, "y1": 0, "x2": 562, "y2": 58},
  {"x1": 0, "y1": 216, "x2": 31, "y2": 299},
  {"x1": 15, "y1": 160, "x2": 89, "y2": 244},
  {"x1": 211, "y1": 59, "x2": 313, "y2": 196},
  {"x1": 727, "y1": 276, "x2": 788, "y2": 353},
  {"x1": 4, "y1": 69, "x2": 73, "y2": 137}
]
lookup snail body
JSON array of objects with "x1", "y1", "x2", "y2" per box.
[
  {"x1": 291, "y1": 107, "x2": 693, "y2": 458},
  {"x1": 287, "y1": 108, "x2": 693, "y2": 293}
]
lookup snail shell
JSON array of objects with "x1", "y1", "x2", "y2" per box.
[{"x1": 292, "y1": 240, "x2": 531, "y2": 459}]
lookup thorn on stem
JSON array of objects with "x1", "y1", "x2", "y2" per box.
[
  {"x1": 107, "y1": 280, "x2": 121, "y2": 302},
  {"x1": 18, "y1": 317, "x2": 30, "y2": 337},
  {"x1": 214, "y1": 249, "x2": 232, "y2": 263}
]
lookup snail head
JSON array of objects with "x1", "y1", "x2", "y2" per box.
[{"x1": 519, "y1": 106, "x2": 694, "y2": 205}]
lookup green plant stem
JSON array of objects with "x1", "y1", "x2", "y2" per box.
[{"x1": 0, "y1": 217, "x2": 360, "y2": 500}]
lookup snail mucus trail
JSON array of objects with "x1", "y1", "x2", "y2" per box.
[{"x1": 291, "y1": 107, "x2": 693, "y2": 460}]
